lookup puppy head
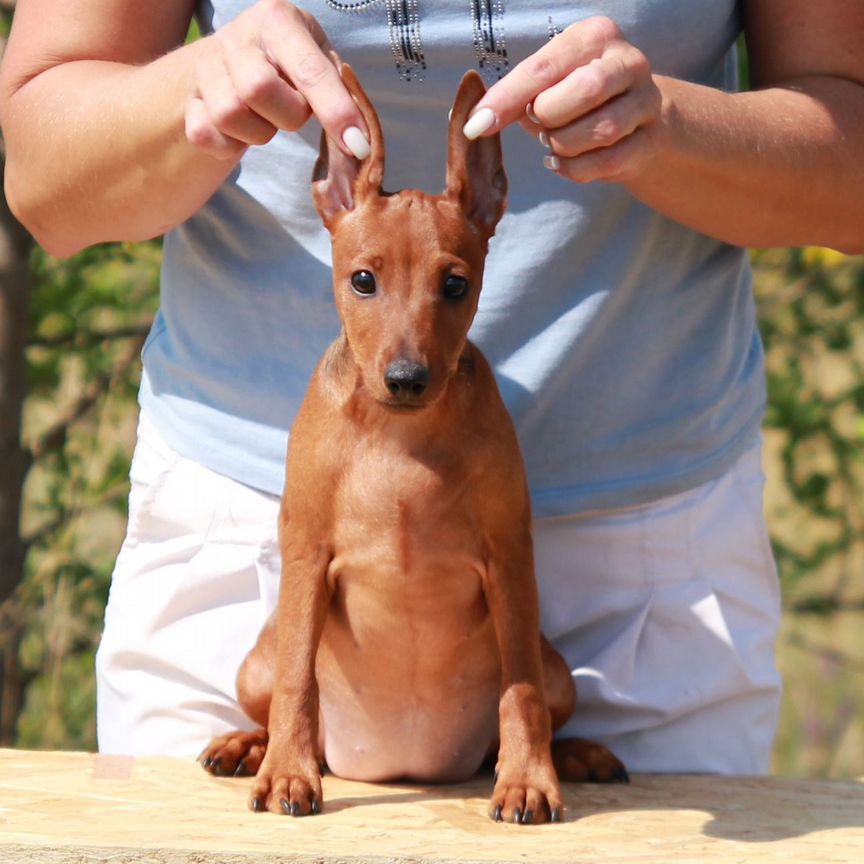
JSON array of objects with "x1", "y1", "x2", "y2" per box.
[{"x1": 312, "y1": 67, "x2": 507, "y2": 412}]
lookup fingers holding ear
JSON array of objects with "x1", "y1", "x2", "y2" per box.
[
  {"x1": 186, "y1": 43, "x2": 301, "y2": 159},
  {"x1": 464, "y1": 15, "x2": 663, "y2": 186},
  {"x1": 185, "y1": 0, "x2": 370, "y2": 161},
  {"x1": 447, "y1": 72, "x2": 508, "y2": 238},
  {"x1": 462, "y1": 16, "x2": 621, "y2": 139},
  {"x1": 257, "y1": 11, "x2": 369, "y2": 156}
]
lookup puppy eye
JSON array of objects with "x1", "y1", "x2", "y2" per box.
[
  {"x1": 350, "y1": 270, "x2": 377, "y2": 296},
  {"x1": 443, "y1": 274, "x2": 470, "y2": 301}
]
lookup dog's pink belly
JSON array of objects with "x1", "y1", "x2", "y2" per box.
[
  {"x1": 317, "y1": 519, "x2": 503, "y2": 782},
  {"x1": 318, "y1": 674, "x2": 499, "y2": 783},
  {"x1": 315, "y1": 609, "x2": 501, "y2": 783}
]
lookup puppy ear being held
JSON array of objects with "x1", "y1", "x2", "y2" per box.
[
  {"x1": 340, "y1": 64, "x2": 385, "y2": 194},
  {"x1": 312, "y1": 132, "x2": 360, "y2": 230},
  {"x1": 445, "y1": 71, "x2": 508, "y2": 239},
  {"x1": 311, "y1": 63, "x2": 386, "y2": 231}
]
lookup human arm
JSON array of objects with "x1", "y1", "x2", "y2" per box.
[
  {"x1": 0, "y1": 0, "x2": 369, "y2": 257},
  {"x1": 463, "y1": 1, "x2": 864, "y2": 254}
]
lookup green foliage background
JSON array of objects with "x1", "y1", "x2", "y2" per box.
[
  {"x1": 758, "y1": 248, "x2": 864, "y2": 611},
  {"x1": 14, "y1": 242, "x2": 160, "y2": 749}
]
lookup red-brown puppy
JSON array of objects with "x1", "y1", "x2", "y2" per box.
[{"x1": 200, "y1": 66, "x2": 626, "y2": 824}]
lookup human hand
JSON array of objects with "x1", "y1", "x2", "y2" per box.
[
  {"x1": 463, "y1": 17, "x2": 663, "y2": 184},
  {"x1": 185, "y1": 0, "x2": 369, "y2": 160}
]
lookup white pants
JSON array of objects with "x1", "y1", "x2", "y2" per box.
[{"x1": 96, "y1": 414, "x2": 782, "y2": 773}]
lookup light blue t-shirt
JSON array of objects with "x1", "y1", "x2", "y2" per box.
[{"x1": 141, "y1": 0, "x2": 764, "y2": 517}]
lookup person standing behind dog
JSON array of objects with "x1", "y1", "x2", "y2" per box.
[{"x1": 2, "y1": 1, "x2": 862, "y2": 772}]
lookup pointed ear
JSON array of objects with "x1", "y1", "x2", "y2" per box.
[
  {"x1": 445, "y1": 71, "x2": 508, "y2": 239},
  {"x1": 311, "y1": 63, "x2": 386, "y2": 231}
]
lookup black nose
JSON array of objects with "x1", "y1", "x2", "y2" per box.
[{"x1": 384, "y1": 359, "x2": 429, "y2": 400}]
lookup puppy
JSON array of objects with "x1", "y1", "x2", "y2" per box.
[{"x1": 201, "y1": 66, "x2": 626, "y2": 825}]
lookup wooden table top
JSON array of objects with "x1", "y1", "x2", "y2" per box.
[{"x1": 1, "y1": 749, "x2": 862, "y2": 863}]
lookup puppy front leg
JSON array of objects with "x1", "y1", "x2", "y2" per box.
[
  {"x1": 249, "y1": 537, "x2": 331, "y2": 817},
  {"x1": 484, "y1": 527, "x2": 563, "y2": 825}
]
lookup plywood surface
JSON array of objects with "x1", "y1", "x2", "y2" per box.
[{"x1": 0, "y1": 749, "x2": 862, "y2": 863}]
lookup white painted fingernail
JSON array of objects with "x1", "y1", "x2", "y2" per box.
[
  {"x1": 526, "y1": 102, "x2": 540, "y2": 124},
  {"x1": 539, "y1": 130, "x2": 551, "y2": 148},
  {"x1": 463, "y1": 107, "x2": 496, "y2": 140},
  {"x1": 448, "y1": 108, "x2": 453, "y2": 121},
  {"x1": 342, "y1": 126, "x2": 371, "y2": 160},
  {"x1": 544, "y1": 154, "x2": 560, "y2": 171}
]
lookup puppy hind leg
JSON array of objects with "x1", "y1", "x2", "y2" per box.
[
  {"x1": 551, "y1": 738, "x2": 629, "y2": 784},
  {"x1": 541, "y1": 634, "x2": 576, "y2": 732},
  {"x1": 541, "y1": 635, "x2": 629, "y2": 784},
  {"x1": 200, "y1": 728, "x2": 269, "y2": 777},
  {"x1": 236, "y1": 613, "x2": 278, "y2": 727}
]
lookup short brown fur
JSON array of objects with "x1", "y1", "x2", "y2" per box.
[{"x1": 200, "y1": 65, "x2": 626, "y2": 824}]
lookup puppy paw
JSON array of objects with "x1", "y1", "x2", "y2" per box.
[
  {"x1": 249, "y1": 756, "x2": 323, "y2": 816},
  {"x1": 489, "y1": 757, "x2": 563, "y2": 824},
  {"x1": 552, "y1": 737, "x2": 629, "y2": 784},
  {"x1": 199, "y1": 728, "x2": 269, "y2": 777}
]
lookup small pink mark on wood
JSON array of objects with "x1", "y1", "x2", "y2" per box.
[{"x1": 92, "y1": 754, "x2": 134, "y2": 780}]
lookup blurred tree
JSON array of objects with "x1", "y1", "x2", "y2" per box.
[
  {"x1": 0, "y1": 1, "x2": 177, "y2": 748},
  {"x1": 0, "y1": 0, "x2": 160, "y2": 747},
  {"x1": 0, "y1": 0, "x2": 34, "y2": 743},
  {"x1": 14, "y1": 242, "x2": 158, "y2": 748},
  {"x1": 0, "y1": 231, "x2": 159, "y2": 746}
]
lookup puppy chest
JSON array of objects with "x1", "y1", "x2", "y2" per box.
[
  {"x1": 328, "y1": 451, "x2": 488, "y2": 601},
  {"x1": 333, "y1": 445, "x2": 476, "y2": 539}
]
